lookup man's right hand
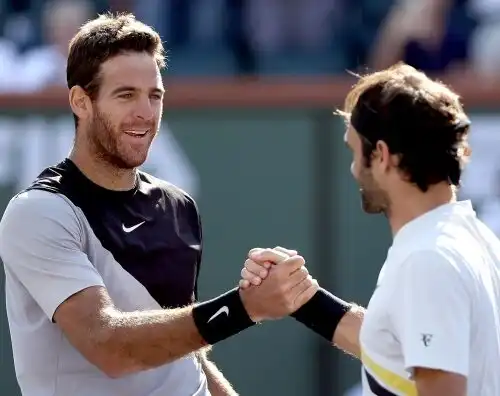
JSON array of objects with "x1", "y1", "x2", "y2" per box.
[
  {"x1": 238, "y1": 248, "x2": 318, "y2": 322},
  {"x1": 239, "y1": 246, "x2": 297, "y2": 289}
]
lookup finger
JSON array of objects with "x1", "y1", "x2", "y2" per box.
[
  {"x1": 293, "y1": 279, "x2": 319, "y2": 310},
  {"x1": 241, "y1": 266, "x2": 264, "y2": 285},
  {"x1": 288, "y1": 274, "x2": 314, "y2": 300},
  {"x1": 286, "y1": 265, "x2": 309, "y2": 287},
  {"x1": 248, "y1": 247, "x2": 265, "y2": 257},
  {"x1": 274, "y1": 246, "x2": 298, "y2": 257},
  {"x1": 281, "y1": 255, "x2": 306, "y2": 274},
  {"x1": 244, "y1": 259, "x2": 269, "y2": 278},
  {"x1": 239, "y1": 279, "x2": 250, "y2": 289},
  {"x1": 249, "y1": 248, "x2": 289, "y2": 264}
]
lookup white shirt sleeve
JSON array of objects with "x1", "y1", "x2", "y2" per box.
[
  {"x1": 0, "y1": 190, "x2": 105, "y2": 321},
  {"x1": 392, "y1": 249, "x2": 471, "y2": 378}
]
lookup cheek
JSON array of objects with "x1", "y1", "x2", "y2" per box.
[{"x1": 154, "y1": 102, "x2": 163, "y2": 121}]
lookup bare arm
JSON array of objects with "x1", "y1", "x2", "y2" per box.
[
  {"x1": 332, "y1": 305, "x2": 365, "y2": 358},
  {"x1": 55, "y1": 254, "x2": 316, "y2": 378},
  {"x1": 197, "y1": 350, "x2": 238, "y2": 396},
  {"x1": 241, "y1": 249, "x2": 365, "y2": 358},
  {"x1": 54, "y1": 285, "x2": 208, "y2": 378},
  {"x1": 414, "y1": 368, "x2": 466, "y2": 396}
]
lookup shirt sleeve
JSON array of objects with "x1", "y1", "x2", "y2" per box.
[
  {"x1": 0, "y1": 190, "x2": 105, "y2": 321},
  {"x1": 392, "y1": 249, "x2": 471, "y2": 378}
]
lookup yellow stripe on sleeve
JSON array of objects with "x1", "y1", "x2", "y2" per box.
[{"x1": 361, "y1": 349, "x2": 418, "y2": 396}]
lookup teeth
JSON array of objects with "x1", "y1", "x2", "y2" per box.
[{"x1": 125, "y1": 130, "x2": 148, "y2": 136}]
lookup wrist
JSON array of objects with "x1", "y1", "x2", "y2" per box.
[
  {"x1": 291, "y1": 287, "x2": 352, "y2": 342},
  {"x1": 192, "y1": 288, "x2": 256, "y2": 345},
  {"x1": 237, "y1": 288, "x2": 264, "y2": 323}
]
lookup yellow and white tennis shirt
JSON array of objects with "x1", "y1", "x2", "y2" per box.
[{"x1": 359, "y1": 201, "x2": 500, "y2": 396}]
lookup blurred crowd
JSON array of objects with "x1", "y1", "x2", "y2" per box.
[{"x1": 1, "y1": 0, "x2": 500, "y2": 93}]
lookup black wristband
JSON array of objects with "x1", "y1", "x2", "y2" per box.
[
  {"x1": 192, "y1": 288, "x2": 255, "y2": 345},
  {"x1": 291, "y1": 287, "x2": 352, "y2": 342}
]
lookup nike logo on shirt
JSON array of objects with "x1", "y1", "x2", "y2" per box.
[{"x1": 122, "y1": 221, "x2": 146, "y2": 233}]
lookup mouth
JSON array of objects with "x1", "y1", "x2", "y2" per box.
[{"x1": 124, "y1": 129, "x2": 150, "y2": 138}]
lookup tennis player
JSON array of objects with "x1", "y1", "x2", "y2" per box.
[
  {"x1": 241, "y1": 63, "x2": 500, "y2": 396},
  {"x1": 0, "y1": 13, "x2": 318, "y2": 396}
]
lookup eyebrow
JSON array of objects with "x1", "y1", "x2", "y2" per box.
[{"x1": 111, "y1": 86, "x2": 165, "y2": 95}]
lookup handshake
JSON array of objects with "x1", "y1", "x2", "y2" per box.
[{"x1": 237, "y1": 246, "x2": 319, "y2": 323}]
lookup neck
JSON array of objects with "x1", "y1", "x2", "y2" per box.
[
  {"x1": 388, "y1": 183, "x2": 456, "y2": 237},
  {"x1": 68, "y1": 147, "x2": 137, "y2": 191}
]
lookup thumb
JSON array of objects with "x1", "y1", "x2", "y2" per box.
[
  {"x1": 248, "y1": 247, "x2": 264, "y2": 257},
  {"x1": 273, "y1": 246, "x2": 298, "y2": 257},
  {"x1": 249, "y1": 248, "x2": 289, "y2": 264}
]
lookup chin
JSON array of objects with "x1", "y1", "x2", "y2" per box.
[
  {"x1": 127, "y1": 157, "x2": 148, "y2": 168},
  {"x1": 115, "y1": 154, "x2": 148, "y2": 169},
  {"x1": 360, "y1": 194, "x2": 384, "y2": 214}
]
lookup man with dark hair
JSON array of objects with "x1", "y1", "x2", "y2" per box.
[
  {"x1": 0, "y1": 13, "x2": 318, "y2": 396},
  {"x1": 241, "y1": 63, "x2": 500, "y2": 395}
]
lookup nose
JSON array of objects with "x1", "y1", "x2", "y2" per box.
[{"x1": 133, "y1": 95, "x2": 154, "y2": 122}]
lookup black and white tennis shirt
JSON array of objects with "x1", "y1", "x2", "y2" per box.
[{"x1": 0, "y1": 158, "x2": 209, "y2": 396}]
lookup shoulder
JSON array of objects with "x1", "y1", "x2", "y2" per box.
[
  {"x1": 0, "y1": 190, "x2": 80, "y2": 242},
  {"x1": 5, "y1": 189, "x2": 75, "y2": 219},
  {"x1": 397, "y1": 247, "x2": 471, "y2": 293}
]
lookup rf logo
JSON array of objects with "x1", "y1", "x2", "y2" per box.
[{"x1": 421, "y1": 333, "x2": 433, "y2": 347}]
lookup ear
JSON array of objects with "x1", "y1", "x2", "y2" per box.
[
  {"x1": 69, "y1": 86, "x2": 92, "y2": 123},
  {"x1": 373, "y1": 140, "x2": 392, "y2": 171}
]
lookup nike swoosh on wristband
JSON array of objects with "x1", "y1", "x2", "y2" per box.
[{"x1": 208, "y1": 306, "x2": 229, "y2": 323}]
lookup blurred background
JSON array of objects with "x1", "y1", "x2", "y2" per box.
[{"x1": 0, "y1": 0, "x2": 499, "y2": 395}]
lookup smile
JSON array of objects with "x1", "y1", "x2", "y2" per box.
[{"x1": 124, "y1": 129, "x2": 149, "y2": 137}]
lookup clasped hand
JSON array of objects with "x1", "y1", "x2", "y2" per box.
[{"x1": 238, "y1": 247, "x2": 318, "y2": 323}]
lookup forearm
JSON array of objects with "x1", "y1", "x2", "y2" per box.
[
  {"x1": 332, "y1": 305, "x2": 365, "y2": 358},
  {"x1": 102, "y1": 305, "x2": 206, "y2": 375},
  {"x1": 99, "y1": 288, "x2": 254, "y2": 377},
  {"x1": 291, "y1": 288, "x2": 364, "y2": 359},
  {"x1": 199, "y1": 351, "x2": 238, "y2": 396}
]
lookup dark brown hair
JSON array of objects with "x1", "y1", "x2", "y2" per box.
[
  {"x1": 67, "y1": 12, "x2": 166, "y2": 125},
  {"x1": 338, "y1": 63, "x2": 471, "y2": 192}
]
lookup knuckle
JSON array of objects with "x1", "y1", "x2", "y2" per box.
[
  {"x1": 248, "y1": 247, "x2": 263, "y2": 257},
  {"x1": 295, "y1": 256, "x2": 306, "y2": 266},
  {"x1": 273, "y1": 246, "x2": 292, "y2": 256}
]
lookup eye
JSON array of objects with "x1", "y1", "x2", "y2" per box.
[
  {"x1": 150, "y1": 94, "x2": 163, "y2": 100},
  {"x1": 119, "y1": 93, "x2": 133, "y2": 99}
]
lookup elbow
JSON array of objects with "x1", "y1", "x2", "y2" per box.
[{"x1": 90, "y1": 327, "x2": 141, "y2": 379}]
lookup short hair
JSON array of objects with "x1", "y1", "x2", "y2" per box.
[
  {"x1": 67, "y1": 12, "x2": 166, "y2": 125},
  {"x1": 338, "y1": 63, "x2": 471, "y2": 192}
]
